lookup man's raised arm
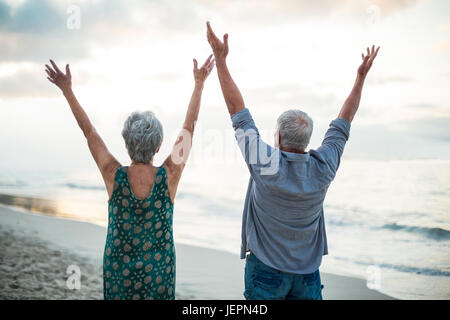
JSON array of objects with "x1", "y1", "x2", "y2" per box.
[
  {"x1": 206, "y1": 21, "x2": 245, "y2": 116},
  {"x1": 338, "y1": 45, "x2": 380, "y2": 123}
]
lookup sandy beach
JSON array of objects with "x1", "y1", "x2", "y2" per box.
[{"x1": 0, "y1": 204, "x2": 393, "y2": 300}]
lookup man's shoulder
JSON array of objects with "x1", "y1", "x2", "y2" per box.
[{"x1": 308, "y1": 149, "x2": 328, "y2": 164}]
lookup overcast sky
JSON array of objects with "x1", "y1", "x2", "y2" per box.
[{"x1": 0, "y1": 0, "x2": 449, "y2": 172}]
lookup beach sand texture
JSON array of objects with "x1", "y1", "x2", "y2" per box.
[{"x1": 0, "y1": 205, "x2": 393, "y2": 300}]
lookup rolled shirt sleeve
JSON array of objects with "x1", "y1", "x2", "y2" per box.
[
  {"x1": 316, "y1": 118, "x2": 351, "y2": 172},
  {"x1": 231, "y1": 108, "x2": 254, "y2": 131},
  {"x1": 231, "y1": 108, "x2": 280, "y2": 177}
]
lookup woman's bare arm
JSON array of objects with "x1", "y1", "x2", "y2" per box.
[
  {"x1": 163, "y1": 55, "x2": 215, "y2": 203},
  {"x1": 46, "y1": 60, "x2": 120, "y2": 198}
]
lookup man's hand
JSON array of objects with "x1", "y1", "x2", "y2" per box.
[
  {"x1": 45, "y1": 59, "x2": 72, "y2": 93},
  {"x1": 193, "y1": 54, "x2": 215, "y2": 86},
  {"x1": 206, "y1": 21, "x2": 229, "y2": 62},
  {"x1": 206, "y1": 21, "x2": 244, "y2": 115},
  {"x1": 357, "y1": 45, "x2": 380, "y2": 78},
  {"x1": 338, "y1": 45, "x2": 381, "y2": 123}
]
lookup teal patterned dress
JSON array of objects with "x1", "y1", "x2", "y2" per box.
[{"x1": 103, "y1": 166, "x2": 175, "y2": 300}]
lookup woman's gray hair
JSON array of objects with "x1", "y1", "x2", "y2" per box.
[
  {"x1": 277, "y1": 109, "x2": 313, "y2": 152},
  {"x1": 122, "y1": 111, "x2": 163, "y2": 164}
]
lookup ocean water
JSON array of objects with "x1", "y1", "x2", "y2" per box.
[{"x1": 0, "y1": 158, "x2": 449, "y2": 300}]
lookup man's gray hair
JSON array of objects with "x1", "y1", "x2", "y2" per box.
[
  {"x1": 277, "y1": 109, "x2": 313, "y2": 152},
  {"x1": 122, "y1": 111, "x2": 163, "y2": 163}
]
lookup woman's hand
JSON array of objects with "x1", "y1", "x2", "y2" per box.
[
  {"x1": 193, "y1": 54, "x2": 215, "y2": 86},
  {"x1": 45, "y1": 59, "x2": 72, "y2": 93}
]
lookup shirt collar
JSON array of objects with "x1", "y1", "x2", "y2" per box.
[{"x1": 281, "y1": 150, "x2": 311, "y2": 161}]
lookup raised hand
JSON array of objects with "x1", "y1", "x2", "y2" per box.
[
  {"x1": 206, "y1": 21, "x2": 229, "y2": 62},
  {"x1": 45, "y1": 59, "x2": 72, "y2": 92},
  {"x1": 358, "y1": 45, "x2": 380, "y2": 78},
  {"x1": 193, "y1": 54, "x2": 215, "y2": 86},
  {"x1": 338, "y1": 45, "x2": 380, "y2": 123}
]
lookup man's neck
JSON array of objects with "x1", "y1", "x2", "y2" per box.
[{"x1": 280, "y1": 147, "x2": 307, "y2": 154}]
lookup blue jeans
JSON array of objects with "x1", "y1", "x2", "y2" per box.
[{"x1": 244, "y1": 253, "x2": 323, "y2": 300}]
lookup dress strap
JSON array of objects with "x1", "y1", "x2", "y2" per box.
[
  {"x1": 110, "y1": 166, "x2": 126, "y2": 202},
  {"x1": 154, "y1": 166, "x2": 172, "y2": 205}
]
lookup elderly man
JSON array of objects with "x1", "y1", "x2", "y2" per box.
[{"x1": 206, "y1": 22, "x2": 380, "y2": 300}]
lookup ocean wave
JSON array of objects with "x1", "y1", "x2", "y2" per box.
[
  {"x1": 64, "y1": 183, "x2": 105, "y2": 191},
  {"x1": 334, "y1": 256, "x2": 450, "y2": 277},
  {"x1": 0, "y1": 180, "x2": 28, "y2": 188},
  {"x1": 376, "y1": 263, "x2": 450, "y2": 277},
  {"x1": 381, "y1": 223, "x2": 450, "y2": 241}
]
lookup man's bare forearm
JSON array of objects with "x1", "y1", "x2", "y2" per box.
[
  {"x1": 62, "y1": 88, "x2": 96, "y2": 138},
  {"x1": 338, "y1": 75, "x2": 365, "y2": 123},
  {"x1": 216, "y1": 60, "x2": 245, "y2": 116},
  {"x1": 338, "y1": 45, "x2": 380, "y2": 123},
  {"x1": 183, "y1": 83, "x2": 204, "y2": 134}
]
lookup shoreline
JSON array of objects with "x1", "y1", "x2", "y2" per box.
[
  {"x1": 0, "y1": 202, "x2": 395, "y2": 299},
  {"x1": 0, "y1": 193, "x2": 81, "y2": 221}
]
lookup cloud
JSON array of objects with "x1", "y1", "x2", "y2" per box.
[
  {"x1": 0, "y1": 1, "x2": 10, "y2": 22},
  {"x1": 367, "y1": 75, "x2": 415, "y2": 85},
  {"x1": 0, "y1": 0, "x2": 64, "y2": 34},
  {"x1": 199, "y1": 0, "x2": 421, "y2": 22},
  {"x1": 0, "y1": 32, "x2": 89, "y2": 63},
  {"x1": 0, "y1": 0, "x2": 423, "y2": 63},
  {"x1": 343, "y1": 115, "x2": 450, "y2": 160},
  {"x1": 385, "y1": 102, "x2": 450, "y2": 142},
  {"x1": 367, "y1": 0, "x2": 423, "y2": 14},
  {"x1": 0, "y1": 0, "x2": 88, "y2": 62},
  {"x1": 405, "y1": 103, "x2": 435, "y2": 109},
  {"x1": 437, "y1": 20, "x2": 450, "y2": 31},
  {"x1": 0, "y1": 65, "x2": 94, "y2": 99},
  {"x1": 0, "y1": 0, "x2": 208, "y2": 63},
  {"x1": 409, "y1": 116, "x2": 450, "y2": 142},
  {"x1": 435, "y1": 39, "x2": 450, "y2": 53},
  {"x1": 0, "y1": 0, "x2": 434, "y2": 102},
  {"x1": 245, "y1": 83, "x2": 338, "y2": 111},
  {"x1": 0, "y1": 69, "x2": 57, "y2": 99},
  {"x1": 393, "y1": 116, "x2": 450, "y2": 142}
]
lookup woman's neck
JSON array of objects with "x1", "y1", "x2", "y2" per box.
[
  {"x1": 129, "y1": 161, "x2": 157, "y2": 172},
  {"x1": 130, "y1": 161, "x2": 153, "y2": 167}
]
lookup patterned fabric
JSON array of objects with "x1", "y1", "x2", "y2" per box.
[{"x1": 103, "y1": 166, "x2": 175, "y2": 300}]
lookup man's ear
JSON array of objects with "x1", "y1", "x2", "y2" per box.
[
  {"x1": 156, "y1": 145, "x2": 161, "y2": 153},
  {"x1": 274, "y1": 130, "x2": 280, "y2": 148}
]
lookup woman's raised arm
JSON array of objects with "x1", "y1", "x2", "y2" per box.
[
  {"x1": 46, "y1": 60, "x2": 120, "y2": 198},
  {"x1": 163, "y1": 55, "x2": 215, "y2": 202}
]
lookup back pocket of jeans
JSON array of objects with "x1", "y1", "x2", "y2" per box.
[
  {"x1": 303, "y1": 271, "x2": 320, "y2": 286},
  {"x1": 253, "y1": 274, "x2": 282, "y2": 289}
]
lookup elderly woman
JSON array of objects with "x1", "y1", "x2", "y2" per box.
[{"x1": 45, "y1": 55, "x2": 215, "y2": 300}]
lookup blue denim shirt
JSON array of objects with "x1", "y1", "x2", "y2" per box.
[{"x1": 231, "y1": 108, "x2": 351, "y2": 274}]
